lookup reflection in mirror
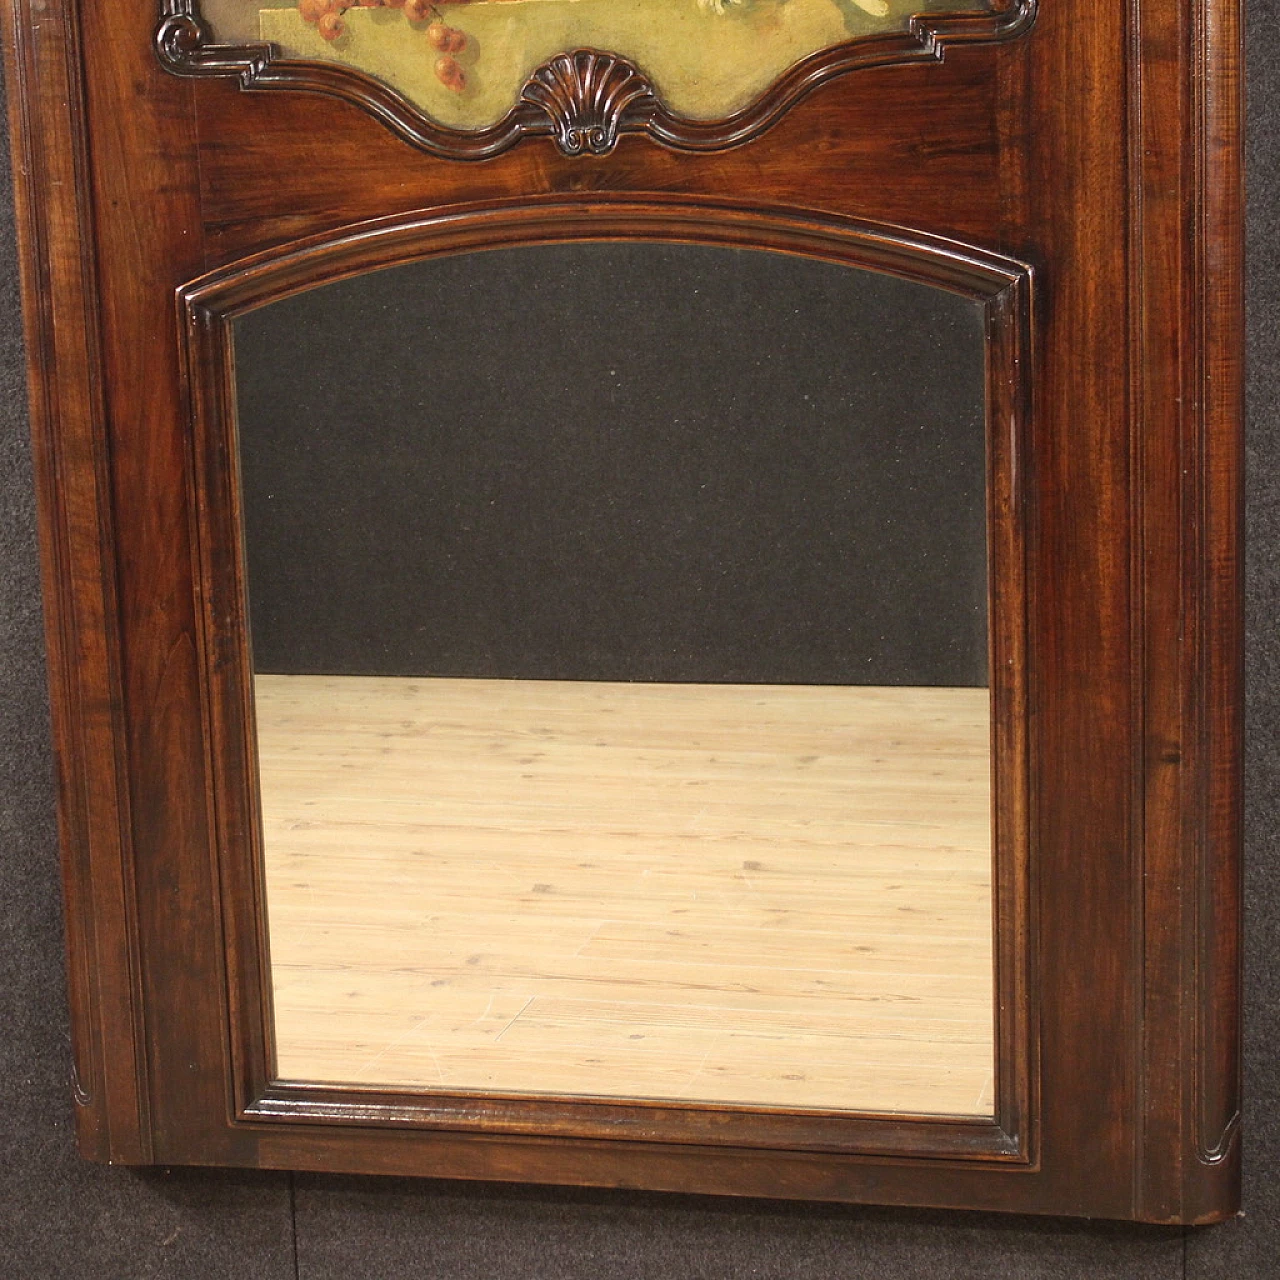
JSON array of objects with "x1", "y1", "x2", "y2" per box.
[{"x1": 232, "y1": 243, "x2": 994, "y2": 1115}]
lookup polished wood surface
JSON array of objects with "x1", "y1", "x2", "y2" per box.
[
  {"x1": 155, "y1": 1, "x2": 1035, "y2": 160},
  {"x1": 3, "y1": 0, "x2": 1242, "y2": 1221},
  {"x1": 257, "y1": 676, "x2": 993, "y2": 1113},
  {"x1": 181, "y1": 202, "x2": 1032, "y2": 1166}
]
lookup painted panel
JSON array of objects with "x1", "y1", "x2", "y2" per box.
[{"x1": 199, "y1": 0, "x2": 996, "y2": 129}]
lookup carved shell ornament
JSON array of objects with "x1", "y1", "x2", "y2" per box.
[
  {"x1": 520, "y1": 52, "x2": 656, "y2": 157},
  {"x1": 156, "y1": 0, "x2": 1037, "y2": 158}
]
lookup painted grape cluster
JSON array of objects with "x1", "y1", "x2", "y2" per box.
[
  {"x1": 296, "y1": 0, "x2": 475, "y2": 92},
  {"x1": 294, "y1": 0, "x2": 778, "y2": 97}
]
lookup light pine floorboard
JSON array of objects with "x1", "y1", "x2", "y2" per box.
[{"x1": 257, "y1": 675, "x2": 995, "y2": 1116}]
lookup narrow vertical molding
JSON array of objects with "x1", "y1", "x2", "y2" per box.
[
  {"x1": 1191, "y1": 0, "x2": 1244, "y2": 1177},
  {"x1": 0, "y1": 0, "x2": 151, "y2": 1161},
  {"x1": 1130, "y1": 0, "x2": 1243, "y2": 1222},
  {"x1": 1125, "y1": 0, "x2": 1150, "y2": 1221}
]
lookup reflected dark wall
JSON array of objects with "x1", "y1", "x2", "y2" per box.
[{"x1": 234, "y1": 244, "x2": 988, "y2": 686}]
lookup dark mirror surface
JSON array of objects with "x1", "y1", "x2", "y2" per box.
[{"x1": 234, "y1": 243, "x2": 987, "y2": 687}]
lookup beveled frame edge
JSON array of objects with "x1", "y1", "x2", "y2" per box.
[
  {"x1": 176, "y1": 195, "x2": 1036, "y2": 1167},
  {"x1": 153, "y1": 0, "x2": 1038, "y2": 160}
]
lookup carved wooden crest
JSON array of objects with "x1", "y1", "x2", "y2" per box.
[
  {"x1": 155, "y1": 0, "x2": 1036, "y2": 159},
  {"x1": 519, "y1": 52, "x2": 656, "y2": 158}
]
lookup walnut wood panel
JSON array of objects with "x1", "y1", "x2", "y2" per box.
[
  {"x1": 194, "y1": 57, "x2": 1008, "y2": 264},
  {"x1": 1019, "y1": 0, "x2": 1132, "y2": 1219},
  {"x1": 74, "y1": 0, "x2": 242, "y2": 1165},
  {"x1": 1, "y1": 0, "x2": 1242, "y2": 1223}
]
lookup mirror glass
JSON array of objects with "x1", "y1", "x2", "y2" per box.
[
  {"x1": 232, "y1": 242, "x2": 994, "y2": 1116},
  {"x1": 200, "y1": 0, "x2": 996, "y2": 130}
]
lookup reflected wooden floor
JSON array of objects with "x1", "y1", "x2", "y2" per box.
[{"x1": 257, "y1": 676, "x2": 994, "y2": 1116}]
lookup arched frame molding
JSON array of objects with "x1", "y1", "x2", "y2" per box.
[{"x1": 177, "y1": 196, "x2": 1036, "y2": 1165}]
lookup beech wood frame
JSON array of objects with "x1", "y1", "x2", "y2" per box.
[{"x1": 1, "y1": 0, "x2": 1243, "y2": 1223}]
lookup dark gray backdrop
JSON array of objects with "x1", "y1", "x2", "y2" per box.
[
  {"x1": 2, "y1": 9, "x2": 1275, "y2": 1272},
  {"x1": 235, "y1": 247, "x2": 987, "y2": 687}
]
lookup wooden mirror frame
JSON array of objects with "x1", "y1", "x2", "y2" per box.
[{"x1": 1, "y1": 0, "x2": 1241, "y2": 1224}]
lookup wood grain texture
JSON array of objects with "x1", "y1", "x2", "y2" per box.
[
  {"x1": 155, "y1": 0, "x2": 1036, "y2": 160},
  {"x1": 1128, "y1": 0, "x2": 1244, "y2": 1222},
  {"x1": 256, "y1": 676, "x2": 994, "y2": 1115},
  {"x1": 0, "y1": 0, "x2": 151, "y2": 1163},
  {"x1": 2, "y1": 0, "x2": 1242, "y2": 1223},
  {"x1": 176, "y1": 197, "x2": 1034, "y2": 1165},
  {"x1": 193, "y1": 62, "x2": 1008, "y2": 264}
]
